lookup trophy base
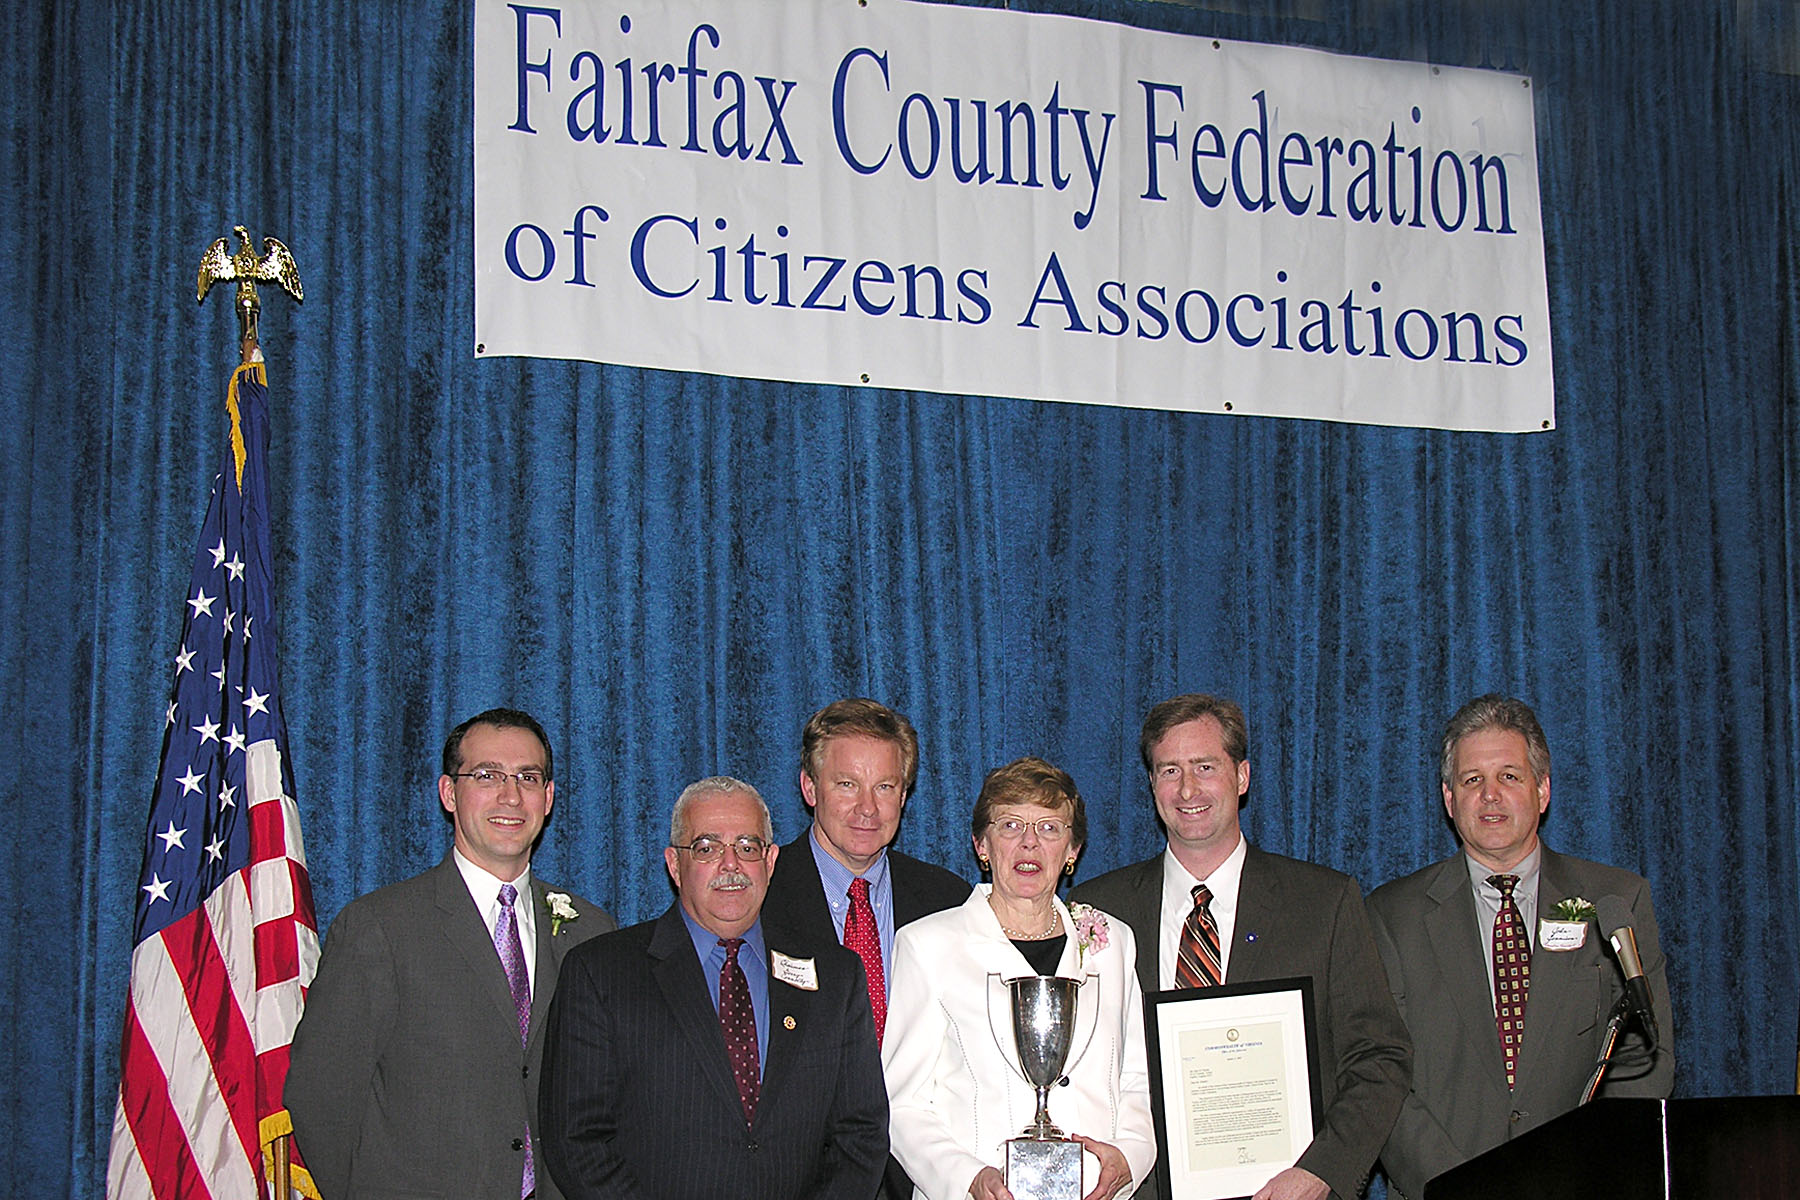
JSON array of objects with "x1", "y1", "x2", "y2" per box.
[{"x1": 1005, "y1": 1136, "x2": 1083, "y2": 1200}]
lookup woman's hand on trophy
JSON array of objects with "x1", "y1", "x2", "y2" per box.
[
  {"x1": 1073, "y1": 1134, "x2": 1133, "y2": 1200},
  {"x1": 969, "y1": 1165, "x2": 1014, "y2": 1200}
]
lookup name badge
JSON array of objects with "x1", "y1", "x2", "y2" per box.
[
  {"x1": 771, "y1": 950, "x2": 819, "y2": 990},
  {"x1": 1538, "y1": 919, "x2": 1587, "y2": 951}
]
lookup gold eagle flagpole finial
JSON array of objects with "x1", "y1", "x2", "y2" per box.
[{"x1": 197, "y1": 225, "x2": 304, "y2": 347}]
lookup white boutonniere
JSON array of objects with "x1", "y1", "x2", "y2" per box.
[
  {"x1": 546, "y1": 891, "x2": 579, "y2": 936},
  {"x1": 1548, "y1": 897, "x2": 1596, "y2": 923},
  {"x1": 1540, "y1": 896, "x2": 1594, "y2": 951},
  {"x1": 1068, "y1": 902, "x2": 1110, "y2": 969}
]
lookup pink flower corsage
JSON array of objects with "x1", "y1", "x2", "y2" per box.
[{"x1": 1068, "y1": 902, "x2": 1110, "y2": 969}]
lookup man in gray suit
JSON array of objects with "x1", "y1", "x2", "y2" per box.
[
  {"x1": 1366, "y1": 695, "x2": 1674, "y2": 1199},
  {"x1": 286, "y1": 707, "x2": 614, "y2": 1200},
  {"x1": 1072, "y1": 694, "x2": 1410, "y2": 1200}
]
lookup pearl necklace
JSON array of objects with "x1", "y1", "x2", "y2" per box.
[{"x1": 989, "y1": 896, "x2": 1061, "y2": 940}]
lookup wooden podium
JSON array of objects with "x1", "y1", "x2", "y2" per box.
[{"x1": 1424, "y1": 1096, "x2": 1800, "y2": 1200}]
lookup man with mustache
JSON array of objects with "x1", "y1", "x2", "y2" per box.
[{"x1": 539, "y1": 775, "x2": 889, "y2": 1200}]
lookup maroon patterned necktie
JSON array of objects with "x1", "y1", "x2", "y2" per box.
[
  {"x1": 719, "y1": 937, "x2": 761, "y2": 1125},
  {"x1": 1489, "y1": 874, "x2": 1531, "y2": 1089},
  {"x1": 494, "y1": 884, "x2": 534, "y2": 1197},
  {"x1": 1174, "y1": 884, "x2": 1223, "y2": 989},
  {"x1": 843, "y1": 877, "x2": 887, "y2": 1042}
]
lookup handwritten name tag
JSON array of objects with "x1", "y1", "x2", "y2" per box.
[
  {"x1": 1538, "y1": 919, "x2": 1587, "y2": 951},
  {"x1": 771, "y1": 950, "x2": 819, "y2": 990}
]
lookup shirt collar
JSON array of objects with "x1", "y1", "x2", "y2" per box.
[
  {"x1": 1161, "y1": 833, "x2": 1248, "y2": 912},
  {"x1": 451, "y1": 845, "x2": 532, "y2": 909},
  {"x1": 809, "y1": 825, "x2": 891, "y2": 910},
  {"x1": 678, "y1": 905, "x2": 768, "y2": 965},
  {"x1": 1464, "y1": 841, "x2": 1543, "y2": 895}
]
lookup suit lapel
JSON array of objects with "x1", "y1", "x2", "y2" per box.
[
  {"x1": 755, "y1": 938, "x2": 818, "y2": 1127},
  {"x1": 525, "y1": 878, "x2": 561, "y2": 1058},
  {"x1": 889, "y1": 855, "x2": 934, "y2": 927},
  {"x1": 1049, "y1": 911, "x2": 1104, "y2": 1076},
  {"x1": 648, "y1": 906, "x2": 744, "y2": 1117},
  {"x1": 1516, "y1": 850, "x2": 1592, "y2": 1089},
  {"x1": 768, "y1": 835, "x2": 838, "y2": 945},
  {"x1": 430, "y1": 856, "x2": 527, "y2": 1036},
  {"x1": 1108, "y1": 859, "x2": 1163, "y2": 996},
  {"x1": 1423, "y1": 857, "x2": 1510, "y2": 1084},
  {"x1": 1226, "y1": 846, "x2": 1277, "y2": 984},
  {"x1": 958, "y1": 894, "x2": 1055, "y2": 1074}
]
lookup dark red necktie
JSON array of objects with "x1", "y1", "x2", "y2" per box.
[
  {"x1": 1489, "y1": 874, "x2": 1531, "y2": 1089},
  {"x1": 718, "y1": 937, "x2": 761, "y2": 1124},
  {"x1": 1174, "y1": 884, "x2": 1223, "y2": 989},
  {"x1": 843, "y1": 877, "x2": 887, "y2": 1042}
]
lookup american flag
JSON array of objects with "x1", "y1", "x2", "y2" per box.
[{"x1": 106, "y1": 360, "x2": 321, "y2": 1200}]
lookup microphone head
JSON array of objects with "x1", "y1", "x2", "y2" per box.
[
  {"x1": 1593, "y1": 895, "x2": 1645, "y2": 978},
  {"x1": 1593, "y1": 894, "x2": 1633, "y2": 937}
]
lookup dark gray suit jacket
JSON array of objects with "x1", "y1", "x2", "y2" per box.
[
  {"x1": 286, "y1": 853, "x2": 614, "y2": 1200},
  {"x1": 538, "y1": 904, "x2": 890, "y2": 1200},
  {"x1": 1365, "y1": 846, "x2": 1675, "y2": 1199},
  {"x1": 761, "y1": 833, "x2": 970, "y2": 952},
  {"x1": 760, "y1": 833, "x2": 969, "y2": 1200},
  {"x1": 1072, "y1": 843, "x2": 1411, "y2": 1200}
]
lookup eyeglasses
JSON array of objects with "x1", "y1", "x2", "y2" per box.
[
  {"x1": 448, "y1": 769, "x2": 548, "y2": 791},
  {"x1": 988, "y1": 817, "x2": 1073, "y2": 840},
  {"x1": 672, "y1": 835, "x2": 771, "y2": 863}
]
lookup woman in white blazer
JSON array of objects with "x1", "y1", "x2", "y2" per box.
[{"x1": 883, "y1": 757, "x2": 1155, "y2": 1200}]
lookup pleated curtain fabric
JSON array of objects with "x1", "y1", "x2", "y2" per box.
[{"x1": 6, "y1": 2, "x2": 1800, "y2": 1195}]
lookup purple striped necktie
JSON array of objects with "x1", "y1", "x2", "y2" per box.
[{"x1": 495, "y1": 883, "x2": 534, "y2": 1196}]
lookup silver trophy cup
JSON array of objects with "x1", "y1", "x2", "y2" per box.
[{"x1": 1004, "y1": 975, "x2": 1084, "y2": 1200}]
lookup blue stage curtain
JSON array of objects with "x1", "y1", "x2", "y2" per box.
[{"x1": 2, "y1": 1, "x2": 1796, "y2": 1194}]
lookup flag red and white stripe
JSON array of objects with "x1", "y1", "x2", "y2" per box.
[{"x1": 107, "y1": 362, "x2": 320, "y2": 1200}]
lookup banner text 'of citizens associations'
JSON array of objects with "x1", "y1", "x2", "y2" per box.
[{"x1": 475, "y1": 0, "x2": 1554, "y2": 432}]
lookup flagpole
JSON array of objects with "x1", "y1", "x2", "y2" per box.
[
  {"x1": 212, "y1": 236, "x2": 301, "y2": 1200},
  {"x1": 105, "y1": 228, "x2": 316, "y2": 1200}
]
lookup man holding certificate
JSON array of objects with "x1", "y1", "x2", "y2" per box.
[{"x1": 1072, "y1": 694, "x2": 1410, "y2": 1200}]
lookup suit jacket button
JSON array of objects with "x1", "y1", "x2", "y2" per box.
[
  {"x1": 522, "y1": 1064, "x2": 530, "y2": 1077},
  {"x1": 512, "y1": 1137, "x2": 525, "y2": 1151},
  {"x1": 746, "y1": 1139, "x2": 759, "y2": 1153},
  {"x1": 1509, "y1": 1110, "x2": 1525, "y2": 1123}
]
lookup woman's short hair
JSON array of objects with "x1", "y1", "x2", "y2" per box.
[{"x1": 969, "y1": 756, "x2": 1087, "y2": 850}]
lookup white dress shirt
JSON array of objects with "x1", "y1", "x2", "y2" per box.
[
  {"x1": 1157, "y1": 834, "x2": 1248, "y2": 989},
  {"x1": 451, "y1": 847, "x2": 538, "y2": 995}
]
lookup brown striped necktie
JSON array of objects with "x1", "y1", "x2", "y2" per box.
[{"x1": 1175, "y1": 884, "x2": 1223, "y2": 989}]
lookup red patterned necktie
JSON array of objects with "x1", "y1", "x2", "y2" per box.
[
  {"x1": 1174, "y1": 884, "x2": 1223, "y2": 989},
  {"x1": 494, "y1": 884, "x2": 534, "y2": 1198},
  {"x1": 1489, "y1": 874, "x2": 1531, "y2": 1089},
  {"x1": 843, "y1": 877, "x2": 887, "y2": 1042},
  {"x1": 719, "y1": 937, "x2": 761, "y2": 1125}
]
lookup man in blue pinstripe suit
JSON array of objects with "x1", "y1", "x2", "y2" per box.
[{"x1": 539, "y1": 775, "x2": 888, "y2": 1200}]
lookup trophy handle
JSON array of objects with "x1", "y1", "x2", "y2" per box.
[
  {"x1": 986, "y1": 973, "x2": 1036, "y2": 1086},
  {"x1": 1058, "y1": 973, "x2": 1101, "y2": 1082}
]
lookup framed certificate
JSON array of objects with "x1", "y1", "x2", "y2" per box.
[{"x1": 1143, "y1": 978, "x2": 1323, "y2": 1200}]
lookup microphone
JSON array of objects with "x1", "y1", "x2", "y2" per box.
[{"x1": 1593, "y1": 895, "x2": 1658, "y2": 1046}]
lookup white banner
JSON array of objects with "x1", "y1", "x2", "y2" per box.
[{"x1": 475, "y1": 0, "x2": 1553, "y2": 431}]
